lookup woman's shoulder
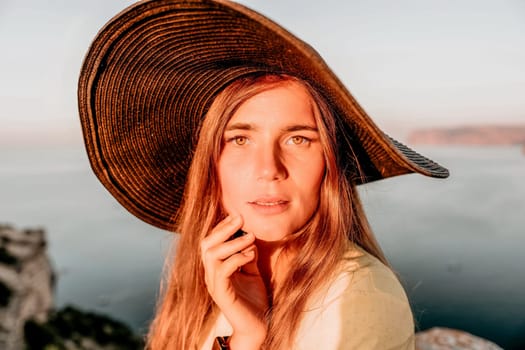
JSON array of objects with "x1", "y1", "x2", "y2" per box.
[
  {"x1": 338, "y1": 244, "x2": 409, "y2": 301},
  {"x1": 296, "y1": 244, "x2": 415, "y2": 349}
]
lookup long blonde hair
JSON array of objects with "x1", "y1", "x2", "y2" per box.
[{"x1": 146, "y1": 74, "x2": 387, "y2": 349}]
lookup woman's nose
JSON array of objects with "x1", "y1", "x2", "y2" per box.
[{"x1": 254, "y1": 144, "x2": 287, "y2": 182}]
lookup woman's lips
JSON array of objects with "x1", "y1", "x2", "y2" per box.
[{"x1": 248, "y1": 199, "x2": 289, "y2": 214}]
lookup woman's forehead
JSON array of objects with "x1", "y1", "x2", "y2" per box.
[{"x1": 226, "y1": 82, "x2": 317, "y2": 129}]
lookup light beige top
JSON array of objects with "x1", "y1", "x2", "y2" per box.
[{"x1": 200, "y1": 245, "x2": 415, "y2": 349}]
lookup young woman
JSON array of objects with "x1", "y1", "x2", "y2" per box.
[
  {"x1": 147, "y1": 73, "x2": 419, "y2": 349},
  {"x1": 78, "y1": 1, "x2": 448, "y2": 349}
]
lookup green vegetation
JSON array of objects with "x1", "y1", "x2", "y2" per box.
[{"x1": 24, "y1": 306, "x2": 144, "y2": 350}]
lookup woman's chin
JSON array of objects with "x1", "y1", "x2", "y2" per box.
[
  {"x1": 241, "y1": 217, "x2": 301, "y2": 242},
  {"x1": 246, "y1": 226, "x2": 294, "y2": 242},
  {"x1": 253, "y1": 233, "x2": 288, "y2": 242}
]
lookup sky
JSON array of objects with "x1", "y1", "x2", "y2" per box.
[{"x1": 0, "y1": 0, "x2": 524, "y2": 147}]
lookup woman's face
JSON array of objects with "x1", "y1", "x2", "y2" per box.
[{"x1": 217, "y1": 81, "x2": 326, "y2": 241}]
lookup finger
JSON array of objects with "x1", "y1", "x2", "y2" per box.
[
  {"x1": 217, "y1": 250, "x2": 256, "y2": 279},
  {"x1": 239, "y1": 245, "x2": 260, "y2": 276},
  {"x1": 201, "y1": 215, "x2": 242, "y2": 253},
  {"x1": 205, "y1": 232, "x2": 255, "y2": 262}
]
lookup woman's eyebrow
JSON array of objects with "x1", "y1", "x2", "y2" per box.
[
  {"x1": 225, "y1": 122, "x2": 255, "y2": 131},
  {"x1": 283, "y1": 124, "x2": 318, "y2": 132},
  {"x1": 225, "y1": 123, "x2": 318, "y2": 132}
]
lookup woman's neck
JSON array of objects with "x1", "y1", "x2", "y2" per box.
[{"x1": 255, "y1": 239, "x2": 293, "y2": 294}]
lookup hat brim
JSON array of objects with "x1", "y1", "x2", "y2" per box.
[{"x1": 78, "y1": 0, "x2": 449, "y2": 231}]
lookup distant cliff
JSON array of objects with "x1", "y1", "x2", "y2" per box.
[{"x1": 407, "y1": 125, "x2": 525, "y2": 146}]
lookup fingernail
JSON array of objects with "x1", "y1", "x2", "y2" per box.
[{"x1": 243, "y1": 250, "x2": 255, "y2": 257}]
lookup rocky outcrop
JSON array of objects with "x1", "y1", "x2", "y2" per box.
[
  {"x1": 416, "y1": 327, "x2": 503, "y2": 350},
  {"x1": 0, "y1": 224, "x2": 54, "y2": 350},
  {"x1": 0, "y1": 224, "x2": 144, "y2": 350},
  {"x1": 407, "y1": 125, "x2": 525, "y2": 146}
]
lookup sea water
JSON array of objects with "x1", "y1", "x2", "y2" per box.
[{"x1": 0, "y1": 146, "x2": 524, "y2": 348}]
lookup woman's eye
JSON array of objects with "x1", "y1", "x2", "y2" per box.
[
  {"x1": 287, "y1": 136, "x2": 309, "y2": 145},
  {"x1": 224, "y1": 135, "x2": 250, "y2": 146},
  {"x1": 233, "y1": 136, "x2": 247, "y2": 145}
]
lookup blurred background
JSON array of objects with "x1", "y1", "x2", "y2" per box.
[{"x1": 1, "y1": 0, "x2": 524, "y2": 348}]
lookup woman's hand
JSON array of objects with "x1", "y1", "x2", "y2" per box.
[{"x1": 200, "y1": 215, "x2": 268, "y2": 349}]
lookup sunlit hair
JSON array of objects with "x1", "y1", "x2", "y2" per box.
[{"x1": 146, "y1": 73, "x2": 388, "y2": 349}]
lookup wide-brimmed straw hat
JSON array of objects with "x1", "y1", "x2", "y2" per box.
[{"x1": 78, "y1": 0, "x2": 449, "y2": 231}]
